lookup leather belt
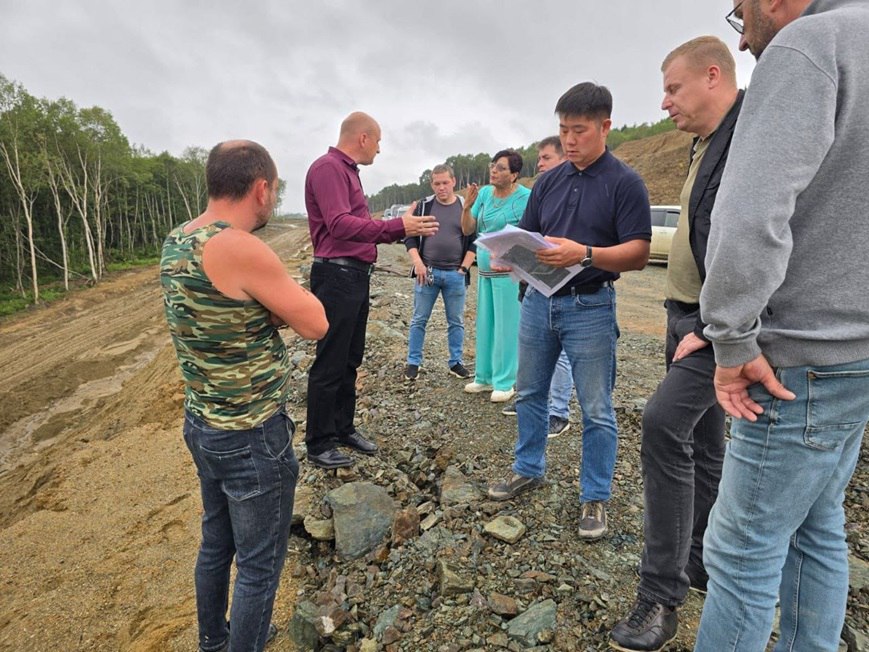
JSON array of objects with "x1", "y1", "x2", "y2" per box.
[
  {"x1": 312, "y1": 256, "x2": 373, "y2": 275},
  {"x1": 552, "y1": 279, "x2": 613, "y2": 297}
]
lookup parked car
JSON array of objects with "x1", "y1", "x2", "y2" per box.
[
  {"x1": 383, "y1": 207, "x2": 394, "y2": 218},
  {"x1": 393, "y1": 204, "x2": 411, "y2": 217},
  {"x1": 649, "y1": 205, "x2": 680, "y2": 262}
]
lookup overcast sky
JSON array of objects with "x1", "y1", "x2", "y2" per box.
[{"x1": 0, "y1": 0, "x2": 753, "y2": 213}]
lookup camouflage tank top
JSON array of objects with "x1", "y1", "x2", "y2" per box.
[{"x1": 160, "y1": 221, "x2": 289, "y2": 428}]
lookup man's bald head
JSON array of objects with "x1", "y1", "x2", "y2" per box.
[
  {"x1": 337, "y1": 112, "x2": 382, "y2": 165},
  {"x1": 340, "y1": 112, "x2": 379, "y2": 139}
]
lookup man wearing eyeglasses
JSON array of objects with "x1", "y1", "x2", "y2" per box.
[
  {"x1": 693, "y1": 1, "x2": 869, "y2": 650},
  {"x1": 609, "y1": 35, "x2": 743, "y2": 652}
]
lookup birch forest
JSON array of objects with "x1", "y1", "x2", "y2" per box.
[{"x1": 0, "y1": 74, "x2": 208, "y2": 306}]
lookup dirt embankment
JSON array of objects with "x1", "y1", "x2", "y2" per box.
[
  {"x1": 613, "y1": 130, "x2": 694, "y2": 205},
  {"x1": 0, "y1": 222, "x2": 312, "y2": 652}
]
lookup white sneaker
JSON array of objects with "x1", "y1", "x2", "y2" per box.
[
  {"x1": 464, "y1": 381, "x2": 493, "y2": 394},
  {"x1": 490, "y1": 389, "x2": 515, "y2": 403}
]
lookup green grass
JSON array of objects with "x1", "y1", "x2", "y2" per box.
[
  {"x1": 105, "y1": 254, "x2": 160, "y2": 272},
  {"x1": 0, "y1": 254, "x2": 161, "y2": 318},
  {"x1": 0, "y1": 287, "x2": 66, "y2": 317}
]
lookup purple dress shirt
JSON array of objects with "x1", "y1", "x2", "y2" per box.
[{"x1": 305, "y1": 147, "x2": 406, "y2": 263}]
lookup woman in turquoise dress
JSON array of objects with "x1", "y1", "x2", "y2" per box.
[{"x1": 460, "y1": 149, "x2": 530, "y2": 403}]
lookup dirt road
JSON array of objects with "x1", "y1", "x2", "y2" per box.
[{"x1": 0, "y1": 224, "x2": 666, "y2": 651}]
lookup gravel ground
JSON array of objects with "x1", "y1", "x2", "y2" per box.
[{"x1": 279, "y1": 244, "x2": 869, "y2": 651}]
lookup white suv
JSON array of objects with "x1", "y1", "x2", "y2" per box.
[{"x1": 649, "y1": 205, "x2": 680, "y2": 262}]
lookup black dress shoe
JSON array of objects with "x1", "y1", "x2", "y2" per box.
[
  {"x1": 337, "y1": 430, "x2": 378, "y2": 454},
  {"x1": 307, "y1": 448, "x2": 355, "y2": 469}
]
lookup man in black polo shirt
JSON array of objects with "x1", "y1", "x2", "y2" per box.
[{"x1": 487, "y1": 82, "x2": 651, "y2": 542}]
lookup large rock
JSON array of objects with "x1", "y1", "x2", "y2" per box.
[
  {"x1": 303, "y1": 515, "x2": 334, "y2": 541},
  {"x1": 439, "y1": 465, "x2": 480, "y2": 506},
  {"x1": 506, "y1": 599, "x2": 557, "y2": 647},
  {"x1": 292, "y1": 484, "x2": 314, "y2": 525},
  {"x1": 391, "y1": 506, "x2": 420, "y2": 545},
  {"x1": 289, "y1": 600, "x2": 321, "y2": 651},
  {"x1": 326, "y1": 481, "x2": 396, "y2": 559},
  {"x1": 483, "y1": 515, "x2": 526, "y2": 544},
  {"x1": 850, "y1": 553, "x2": 869, "y2": 593},
  {"x1": 438, "y1": 559, "x2": 474, "y2": 596},
  {"x1": 842, "y1": 618, "x2": 869, "y2": 652}
]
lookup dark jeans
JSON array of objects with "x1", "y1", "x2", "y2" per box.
[
  {"x1": 638, "y1": 300, "x2": 725, "y2": 606},
  {"x1": 183, "y1": 407, "x2": 299, "y2": 652},
  {"x1": 306, "y1": 261, "x2": 370, "y2": 455}
]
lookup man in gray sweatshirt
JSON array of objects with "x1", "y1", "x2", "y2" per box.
[{"x1": 695, "y1": 1, "x2": 869, "y2": 650}]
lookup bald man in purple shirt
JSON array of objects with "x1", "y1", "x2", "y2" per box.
[{"x1": 304, "y1": 112, "x2": 438, "y2": 469}]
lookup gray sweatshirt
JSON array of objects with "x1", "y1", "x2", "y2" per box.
[{"x1": 700, "y1": 0, "x2": 869, "y2": 368}]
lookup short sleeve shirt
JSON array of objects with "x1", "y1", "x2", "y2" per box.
[{"x1": 519, "y1": 149, "x2": 651, "y2": 285}]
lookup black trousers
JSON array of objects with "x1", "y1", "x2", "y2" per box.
[
  {"x1": 638, "y1": 300, "x2": 725, "y2": 606},
  {"x1": 305, "y1": 261, "x2": 370, "y2": 455}
]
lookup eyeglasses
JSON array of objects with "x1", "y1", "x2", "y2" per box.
[
  {"x1": 726, "y1": 2, "x2": 744, "y2": 34},
  {"x1": 488, "y1": 163, "x2": 510, "y2": 172}
]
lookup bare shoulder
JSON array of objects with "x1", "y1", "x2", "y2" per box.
[{"x1": 207, "y1": 227, "x2": 275, "y2": 260}]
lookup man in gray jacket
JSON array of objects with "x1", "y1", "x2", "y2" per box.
[{"x1": 695, "y1": 1, "x2": 869, "y2": 650}]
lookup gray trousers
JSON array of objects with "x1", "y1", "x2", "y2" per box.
[{"x1": 638, "y1": 300, "x2": 725, "y2": 606}]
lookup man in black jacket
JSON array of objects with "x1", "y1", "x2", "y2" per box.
[
  {"x1": 610, "y1": 36, "x2": 744, "y2": 652},
  {"x1": 403, "y1": 163, "x2": 476, "y2": 381}
]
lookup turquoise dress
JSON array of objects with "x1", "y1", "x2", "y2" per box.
[{"x1": 470, "y1": 184, "x2": 531, "y2": 390}]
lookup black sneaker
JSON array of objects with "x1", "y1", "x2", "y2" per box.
[
  {"x1": 501, "y1": 400, "x2": 518, "y2": 416},
  {"x1": 548, "y1": 415, "x2": 570, "y2": 438},
  {"x1": 404, "y1": 364, "x2": 419, "y2": 381},
  {"x1": 610, "y1": 597, "x2": 678, "y2": 651},
  {"x1": 449, "y1": 363, "x2": 470, "y2": 379},
  {"x1": 487, "y1": 473, "x2": 544, "y2": 501}
]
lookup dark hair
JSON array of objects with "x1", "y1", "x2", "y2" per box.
[
  {"x1": 206, "y1": 140, "x2": 277, "y2": 200},
  {"x1": 492, "y1": 149, "x2": 523, "y2": 175},
  {"x1": 554, "y1": 82, "x2": 613, "y2": 122},
  {"x1": 537, "y1": 136, "x2": 563, "y2": 155}
]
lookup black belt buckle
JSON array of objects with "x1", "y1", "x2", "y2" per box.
[
  {"x1": 554, "y1": 280, "x2": 610, "y2": 297},
  {"x1": 314, "y1": 256, "x2": 373, "y2": 275}
]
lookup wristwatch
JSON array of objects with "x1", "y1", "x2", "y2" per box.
[
  {"x1": 459, "y1": 266, "x2": 468, "y2": 273},
  {"x1": 580, "y1": 245, "x2": 594, "y2": 268}
]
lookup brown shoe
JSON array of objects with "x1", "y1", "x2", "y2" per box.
[
  {"x1": 487, "y1": 473, "x2": 544, "y2": 501},
  {"x1": 579, "y1": 500, "x2": 608, "y2": 540}
]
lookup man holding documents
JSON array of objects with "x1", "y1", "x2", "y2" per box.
[{"x1": 487, "y1": 82, "x2": 651, "y2": 542}]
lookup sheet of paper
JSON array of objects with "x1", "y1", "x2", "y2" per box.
[{"x1": 474, "y1": 225, "x2": 583, "y2": 297}]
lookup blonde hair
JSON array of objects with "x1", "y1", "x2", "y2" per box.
[{"x1": 662, "y1": 36, "x2": 736, "y2": 85}]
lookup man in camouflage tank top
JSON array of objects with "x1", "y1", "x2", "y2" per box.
[{"x1": 161, "y1": 140, "x2": 327, "y2": 652}]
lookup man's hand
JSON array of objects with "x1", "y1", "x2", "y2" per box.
[
  {"x1": 536, "y1": 236, "x2": 584, "y2": 267},
  {"x1": 672, "y1": 332, "x2": 708, "y2": 361},
  {"x1": 714, "y1": 354, "x2": 796, "y2": 421},
  {"x1": 402, "y1": 202, "x2": 439, "y2": 237},
  {"x1": 414, "y1": 260, "x2": 428, "y2": 285}
]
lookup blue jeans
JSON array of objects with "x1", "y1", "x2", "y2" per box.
[
  {"x1": 549, "y1": 351, "x2": 573, "y2": 419},
  {"x1": 695, "y1": 358, "x2": 869, "y2": 651},
  {"x1": 406, "y1": 267, "x2": 467, "y2": 368},
  {"x1": 183, "y1": 407, "x2": 299, "y2": 652},
  {"x1": 513, "y1": 286, "x2": 619, "y2": 502}
]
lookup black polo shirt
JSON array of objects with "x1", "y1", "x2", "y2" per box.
[{"x1": 519, "y1": 148, "x2": 651, "y2": 287}]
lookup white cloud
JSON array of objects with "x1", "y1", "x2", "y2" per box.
[{"x1": 0, "y1": 0, "x2": 754, "y2": 212}]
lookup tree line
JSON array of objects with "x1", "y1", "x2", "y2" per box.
[
  {"x1": 365, "y1": 120, "x2": 675, "y2": 212},
  {"x1": 0, "y1": 72, "x2": 674, "y2": 310},
  {"x1": 0, "y1": 74, "x2": 210, "y2": 306}
]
